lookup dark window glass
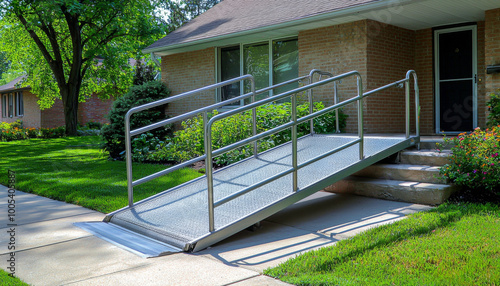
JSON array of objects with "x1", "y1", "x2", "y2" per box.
[
  {"x1": 220, "y1": 46, "x2": 241, "y2": 106},
  {"x1": 244, "y1": 42, "x2": 269, "y2": 101},
  {"x1": 439, "y1": 30, "x2": 473, "y2": 80},
  {"x1": 1, "y1": 94, "x2": 6, "y2": 118},
  {"x1": 273, "y1": 39, "x2": 299, "y2": 97}
]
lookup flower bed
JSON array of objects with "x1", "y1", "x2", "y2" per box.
[
  {"x1": 440, "y1": 126, "x2": 500, "y2": 194},
  {"x1": 0, "y1": 121, "x2": 65, "y2": 141}
]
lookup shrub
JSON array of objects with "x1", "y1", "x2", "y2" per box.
[
  {"x1": 130, "y1": 133, "x2": 165, "y2": 163},
  {"x1": 101, "y1": 80, "x2": 172, "y2": 158},
  {"x1": 145, "y1": 102, "x2": 347, "y2": 166},
  {"x1": 487, "y1": 89, "x2": 500, "y2": 128},
  {"x1": 86, "y1": 121, "x2": 103, "y2": 130},
  {"x1": 439, "y1": 126, "x2": 500, "y2": 192}
]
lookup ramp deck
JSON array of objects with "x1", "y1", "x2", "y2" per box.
[{"x1": 103, "y1": 135, "x2": 417, "y2": 253}]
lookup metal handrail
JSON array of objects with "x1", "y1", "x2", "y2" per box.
[
  {"x1": 204, "y1": 70, "x2": 419, "y2": 232},
  {"x1": 205, "y1": 70, "x2": 364, "y2": 231},
  {"x1": 124, "y1": 73, "x2": 312, "y2": 207}
]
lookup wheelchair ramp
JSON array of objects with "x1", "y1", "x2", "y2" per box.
[
  {"x1": 80, "y1": 69, "x2": 420, "y2": 256},
  {"x1": 99, "y1": 135, "x2": 417, "y2": 254}
]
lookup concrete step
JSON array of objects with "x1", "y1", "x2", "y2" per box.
[
  {"x1": 354, "y1": 164, "x2": 446, "y2": 184},
  {"x1": 325, "y1": 176, "x2": 459, "y2": 205},
  {"x1": 400, "y1": 150, "x2": 451, "y2": 166}
]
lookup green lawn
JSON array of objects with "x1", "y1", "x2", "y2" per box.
[
  {"x1": 0, "y1": 136, "x2": 202, "y2": 213},
  {"x1": 265, "y1": 203, "x2": 500, "y2": 285},
  {"x1": 0, "y1": 270, "x2": 29, "y2": 286}
]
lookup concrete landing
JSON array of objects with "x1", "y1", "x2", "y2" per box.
[{"x1": 0, "y1": 186, "x2": 432, "y2": 286}]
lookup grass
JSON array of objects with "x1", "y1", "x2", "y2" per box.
[
  {"x1": 0, "y1": 136, "x2": 202, "y2": 213},
  {"x1": 265, "y1": 203, "x2": 500, "y2": 285},
  {"x1": 0, "y1": 270, "x2": 29, "y2": 286}
]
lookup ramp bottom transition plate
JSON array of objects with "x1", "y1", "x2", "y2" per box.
[{"x1": 75, "y1": 222, "x2": 181, "y2": 258}]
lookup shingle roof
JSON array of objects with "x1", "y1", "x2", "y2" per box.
[
  {"x1": 0, "y1": 76, "x2": 28, "y2": 93},
  {"x1": 146, "y1": 0, "x2": 379, "y2": 52}
]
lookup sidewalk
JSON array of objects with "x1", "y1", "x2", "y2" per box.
[{"x1": 0, "y1": 185, "x2": 432, "y2": 286}]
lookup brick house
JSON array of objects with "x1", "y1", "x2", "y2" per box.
[
  {"x1": 143, "y1": 0, "x2": 500, "y2": 135},
  {"x1": 0, "y1": 76, "x2": 113, "y2": 128}
]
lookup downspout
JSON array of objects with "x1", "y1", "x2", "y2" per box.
[{"x1": 150, "y1": 52, "x2": 161, "y2": 80}]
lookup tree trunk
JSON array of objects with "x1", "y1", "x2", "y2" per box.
[{"x1": 61, "y1": 86, "x2": 80, "y2": 136}]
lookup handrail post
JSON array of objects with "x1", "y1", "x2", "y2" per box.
[
  {"x1": 125, "y1": 111, "x2": 134, "y2": 207},
  {"x1": 292, "y1": 93, "x2": 298, "y2": 192},
  {"x1": 334, "y1": 81, "x2": 340, "y2": 133},
  {"x1": 409, "y1": 71, "x2": 420, "y2": 138},
  {"x1": 251, "y1": 80, "x2": 258, "y2": 157},
  {"x1": 405, "y1": 78, "x2": 410, "y2": 139},
  {"x1": 205, "y1": 114, "x2": 215, "y2": 232},
  {"x1": 357, "y1": 76, "x2": 364, "y2": 160},
  {"x1": 308, "y1": 75, "x2": 314, "y2": 135}
]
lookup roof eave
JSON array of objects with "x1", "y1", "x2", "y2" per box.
[{"x1": 143, "y1": 0, "x2": 413, "y2": 55}]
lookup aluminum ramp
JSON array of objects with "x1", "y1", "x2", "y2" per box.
[{"x1": 78, "y1": 70, "x2": 420, "y2": 256}]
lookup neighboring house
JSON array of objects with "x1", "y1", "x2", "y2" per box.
[
  {"x1": 144, "y1": 0, "x2": 500, "y2": 135},
  {"x1": 0, "y1": 76, "x2": 113, "y2": 128}
]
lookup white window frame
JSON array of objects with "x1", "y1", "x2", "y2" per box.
[{"x1": 215, "y1": 36, "x2": 298, "y2": 108}]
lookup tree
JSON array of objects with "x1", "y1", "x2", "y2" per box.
[
  {"x1": 0, "y1": 0, "x2": 164, "y2": 135},
  {"x1": 0, "y1": 51, "x2": 9, "y2": 81},
  {"x1": 161, "y1": 0, "x2": 221, "y2": 32}
]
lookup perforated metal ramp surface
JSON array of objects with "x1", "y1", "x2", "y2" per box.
[{"x1": 107, "y1": 135, "x2": 414, "y2": 252}]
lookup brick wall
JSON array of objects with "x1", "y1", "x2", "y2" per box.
[
  {"x1": 298, "y1": 20, "x2": 368, "y2": 133},
  {"x1": 414, "y1": 28, "x2": 434, "y2": 135},
  {"x1": 485, "y1": 8, "x2": 500, "y2": 123},
  {"x1": 0, "y1": 90, "x2": 41, "y2": 128},
  {"x1": 161, "y1": 48, "x2": 215, "y2": 119},
  {"x1": 299, "y1": 20, "x2": 417, "y2": 134},
  {"x1": 365, "y1": 20, "x2": 415, "y2": 134},
  {"x1": 78, "y1": 94, "x2": 113, "y2": 126},
  {"x1": 41, "y1": 98, "x2": 65, "y2": 128}
]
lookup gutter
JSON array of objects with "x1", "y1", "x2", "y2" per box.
[{"x1": 142, "y1": 0, "x2": 417, "y2": 54}]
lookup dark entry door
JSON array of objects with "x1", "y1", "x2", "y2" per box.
[{"x1": 436, "y1": 27, "x2": 476, "y2": 133}]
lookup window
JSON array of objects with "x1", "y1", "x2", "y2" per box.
[
  {"x1": 219, "y1": 46, "x2": 241, "y2": 106},
  {"x1": 15, "y1": 92, "x2": 24, "y2": 116},
  {"x1": 1, "y1": 94, "x2": 6, "y2": 118},
  {"x1": 8, "y1": 93, "x2": 13, "y2": 118},
  {"x1": 217, "y1": 38, "x2": 298, "y2": 106},
  {"x1": 244, "y1": 42, "x2": 270, "y2": 100}
]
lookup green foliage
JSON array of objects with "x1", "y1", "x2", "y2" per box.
[
  {"x1": 160, "y1": 0, "x2": 221, "y2": 32},
  {"x1": 265, "y1": 203, "x2": 500, "y2": 286},
  {"x1": 0, "y1": 121, "x2": 65, "y2": 141},
  {"x1": 0, "y1": 136, "x2": 202, "y2": 213},
  {"x1": 101, "y1": 81, "x2": 171, "y2": 158},
  {"x1": 0, "y1": 0, "x2": 165, "y2": 134},
  {"x1": 487, "y1": 89, "x2": 500, "y2": 128},
  {"x1": 143, "y1": 102, "x2": 347, "y2": 165},
  {"x1": 131, "y1": 133, "x2": 165, "y2": 163},
  {"x1": 133, "y1": 61, "x2": 158, "y2": 86},
  {"x1": 439, "y1": 126, "x2": 500, "y2": 192},
  {"x1": 86, "y1": 121, "x2": 103, "y2": 130}
]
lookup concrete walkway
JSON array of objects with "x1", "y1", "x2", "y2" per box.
[{"x1": 0, "y1": 185, "x2": 432, "y2": 286}]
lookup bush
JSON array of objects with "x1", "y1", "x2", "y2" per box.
[
  {"x1": 86, "y1": 121, "x2": 103, "y2": 130},
  {"x1": 101, "y1": 81, "x2": 172, "y2": 158},
  {"x1": 487, "y1": 89, "x2": 500, "y2": 128},
  {"x1": 144, "y1": 102, "x2": 347, "y2": 166},
  {"x1": 439, "y1": 126, "x2": 500, "y2": 192}
]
